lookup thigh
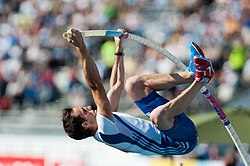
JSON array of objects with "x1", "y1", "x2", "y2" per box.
[{"x1": 125, "y1": 75, "x2": 153, "y2": 101}]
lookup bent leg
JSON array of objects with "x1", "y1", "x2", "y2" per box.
[
  {"x1": 125, "y1": 71, "x2": 193, "y2": 101},
  {"x1": 150, "y1": 80, "x2": 205, "y2": 130}
]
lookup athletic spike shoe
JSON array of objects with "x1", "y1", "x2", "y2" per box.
[
  {"x1": 194, "y1": 56, "x2": 214, "y2": 83},
  {"x1": 186, "y1": 42, "x2": 205, "y2": 76}
]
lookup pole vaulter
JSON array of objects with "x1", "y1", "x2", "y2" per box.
[{"x1": 63, "y1": 30, "x2": 250, "y2": 166}]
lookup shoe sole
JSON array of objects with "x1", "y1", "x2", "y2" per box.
[{"x1": 191, "y1": 42, "x2": 205, "y2": 58}]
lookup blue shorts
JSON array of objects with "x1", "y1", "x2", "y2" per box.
[
  {"x1": 135, "y1": 91, "x2": 198, "y2": 153},
  {"x1": 135, "y1": 91, "x2": 169, "y2": 117}
]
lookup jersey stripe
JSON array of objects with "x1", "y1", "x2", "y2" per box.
[{"x1": 113, "y1": 114, "x2": 191, "y2": 155}]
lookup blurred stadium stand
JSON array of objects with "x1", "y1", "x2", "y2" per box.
[
  {"x1": 0, "y1": 0, "x2": 250, "y2": 165},
  {"x1": 0, "y1": 0, "x2": 250, "y2": 111}
]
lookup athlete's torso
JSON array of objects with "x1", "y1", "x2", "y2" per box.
[{"x1": 93, "y1": 112, "x2": 191, "y2": 155}]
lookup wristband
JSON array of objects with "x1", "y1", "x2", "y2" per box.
[{"x1": 114, "y1": 52, "x2": 125, "y2": 56}]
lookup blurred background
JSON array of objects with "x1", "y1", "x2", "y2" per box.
[{"x1": 0, "y1": 0, "x2": 250, "y2": 165}]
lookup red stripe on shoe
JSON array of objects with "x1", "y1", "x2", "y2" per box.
[{"x1": 191, "y1": 42, "x2": 205, "y2": 57}]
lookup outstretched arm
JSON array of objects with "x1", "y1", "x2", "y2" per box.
[
  {"x1": 107, "y1": 29, "x2": 127, "y2": 112},
  {"x1": 66, "y1": 28, "x2": 114, "y2": 121}
]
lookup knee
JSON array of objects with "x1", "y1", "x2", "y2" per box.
[
  {"x1": 150, "y1": 108, "x2": 164, "y2": 128},
  {"x1": 125, "y1": 75, "x2": 144, "y2": 94},
  {"x1": 150, "y1": 106, "x2": 174, "y2": 130}
]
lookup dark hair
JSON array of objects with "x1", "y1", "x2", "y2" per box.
[{"x1": 61, "y1": 108, "x2": 93, "y2": 140}]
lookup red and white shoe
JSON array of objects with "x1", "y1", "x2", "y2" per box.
[{"x1": 194, "y1": 56, "x2": 214, "y2": 83}]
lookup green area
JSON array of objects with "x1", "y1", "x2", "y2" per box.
[{"x1": 191, "y1": 109, "x2": 250, "y2": 144}]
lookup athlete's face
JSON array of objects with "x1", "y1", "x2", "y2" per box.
[{"x1": 72, "y1": 106, "x2": 97, "y2": 129}]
